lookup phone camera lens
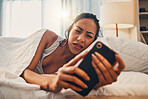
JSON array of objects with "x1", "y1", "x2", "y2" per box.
[{"x1": 96, "y1": 43, "x2": 102, "y2": 49}]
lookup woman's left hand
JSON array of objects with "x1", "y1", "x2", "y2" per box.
[{"x1": 91, "y1": 52, "x2": 125, "y2": 89}]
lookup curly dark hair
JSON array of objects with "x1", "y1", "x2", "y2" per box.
[{"x1": 65, "y1": 13, "x2": 100, "y2": 41}]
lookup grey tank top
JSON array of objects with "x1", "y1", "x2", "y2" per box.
[{"x1": 34, "y1": 36, "x2": 64, "y2": 74}]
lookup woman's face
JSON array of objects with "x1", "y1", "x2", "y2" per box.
[{"x1": 68, "y1": 18, "x2": 97, "y2": 55}]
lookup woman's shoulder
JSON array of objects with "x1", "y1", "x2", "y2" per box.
[
  {"x1": 42, "y1": 29, "x2": 59, "y2": 48},
  {"x1": 44, "y1": 29, "x2": 58, "y2": 39}
]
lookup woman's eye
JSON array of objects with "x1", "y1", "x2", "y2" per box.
[
  {"x1": 75, "y1": 30, "x2": 80, "y2": 33},
  {"x1": 87, "y1": 35, "x2": 93, "y2": 38}
]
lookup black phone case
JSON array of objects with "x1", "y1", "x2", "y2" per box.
[{"x1": 68, "y1": 41, "x2": 117, "y2": 96}]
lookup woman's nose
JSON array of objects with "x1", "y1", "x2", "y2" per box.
[{"x1": 77, "y1": 34, "x2": 85, "y2": 43}]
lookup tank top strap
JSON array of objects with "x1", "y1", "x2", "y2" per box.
[{"x1": 42, "y1": 36, "x2": 64, "y2": 58}]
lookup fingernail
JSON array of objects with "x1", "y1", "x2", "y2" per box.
[
  {"x1": 95, "y1": 52, "x2": 101, "y2": 57},
  {"x1": 91, "y1": 54, "x2": 95, "y2": 58},
  {"x1": 84, "y1": 85, "x2": 88, "y2": 88},
  {"x1": 94, "y1": 52, "x2": 97, "y2": 54},
  {"x1": 94, "y1": 52, "x2": 99, "y2": 55},
  {"x1": 77, "y1": 88, "x2": 82, "y2": 91},
  {"x1": 87, "y1": 76, "x2": 90, "y2": 81}
]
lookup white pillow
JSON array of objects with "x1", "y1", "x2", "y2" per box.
[{"x1": 104, "y1": 37, "x2": 148, "y2": 74}]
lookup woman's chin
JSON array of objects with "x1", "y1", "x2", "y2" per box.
[{"x1": 71, "y1": 49, "x2": 83, "y2": 55}]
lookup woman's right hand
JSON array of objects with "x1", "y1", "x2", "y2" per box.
[
  {"x1": 41, "y1": 51, "x2": 90, "y2": 93},
  {"x1": 91, "y1": 52, "x2": 125, "y2": 89}
]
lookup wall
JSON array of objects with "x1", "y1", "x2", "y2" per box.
[
  {"x1": 0, "y1": 0, "x2": 2, "y2": 36},
  {"x1": 91, "y1": 0, "x2": 100, "y2": 19}
]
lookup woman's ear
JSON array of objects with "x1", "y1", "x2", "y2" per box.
[
  {"x1": 66, "y1": 24, "x2": 74, "y2": 38},
  {"x1": 66, "y1": 30, "x2": 69, "y2": 38}
]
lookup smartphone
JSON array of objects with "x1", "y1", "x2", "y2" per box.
[{"x1": 68, "y1": 41, "x2": 117, "y2": 96}]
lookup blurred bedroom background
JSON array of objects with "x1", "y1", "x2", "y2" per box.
[
  {"x1": 0, "y1": 0, "x2": 101, "y2": 38},
  {"x1": 1, "y1": 0, "x2": 146, "y2": 44}
]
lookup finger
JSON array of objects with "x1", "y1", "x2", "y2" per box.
[
  {"x1": 65, "y1": 51, "x2": 88, "y2": 67},
  {"x1": 115, "y1": 54, "x2": 125, "y2": 70},
  {"x1": 92, "y1": 53, "x2": 113, "y2": 84},
  {"x1": 59, "y1": 81, "x2": 82, "y2": 91},
  {"x1": 92, "y1": 59, "x2": 106, "y2": 83},
  {"x1": 92, "y1": 60, "x2": 108, "y2": 88},
  {"x1": 114, "y1": 54, "x2": 125, "y2": 75},
  {"x1": 94, "y1": 52, "x2": 118, "y2": 81},
  {"x1": 58, "y1": 73, "x2": 88, "y2": 89},
  {"x1": 60, "y1": 66, "x2": 90, "y2": 81},
  {"x1": 91, "y1": 57, "x2": 102, "y2": 78}
]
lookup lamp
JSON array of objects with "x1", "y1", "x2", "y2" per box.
[{"x1": 100, "y1": 2, "x2": 134, "y2": 37}]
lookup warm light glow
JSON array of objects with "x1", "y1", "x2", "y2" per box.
[
  {"x1": 62, "y1": 10, "x2": 70, "y2": 17},
  {"x1": 60, "y1": 9, "x2": 70, "y2": 19}
]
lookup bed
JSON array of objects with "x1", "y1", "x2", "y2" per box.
[{"x1": 0, "y1": 29, "x2": 148, "y2": 99}]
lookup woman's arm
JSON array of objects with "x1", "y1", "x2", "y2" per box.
[
  {"x1": 22, "y1": 69, "x2": 58, "y2": 91},
  {"x1": 21, "y1": 30, "x2": 58, "y2": 88},
  {"x1": 22, "y1": 51, "x2": 90, "y2": 93},
  {"x1": 26, "y1": 30, "x2": 58, "y2": 71}
]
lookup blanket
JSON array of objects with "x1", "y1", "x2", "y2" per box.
[{"x1": 0, "y1": 29, "x2": 47, "y2": 89}]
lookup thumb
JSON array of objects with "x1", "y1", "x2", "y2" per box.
[{"x1": 65, "y1": 51, "x2": 88, "y2": 67}]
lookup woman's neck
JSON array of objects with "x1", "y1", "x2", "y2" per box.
[{"x1": 60, "y1": 40, "x2": 76, "y2": 62}]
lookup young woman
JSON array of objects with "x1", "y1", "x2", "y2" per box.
[{"x1": 21, "y1": 13, "x2": 125, "y2": 93}]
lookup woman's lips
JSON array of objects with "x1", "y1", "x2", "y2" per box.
[{"x1": 73, "y1": 43, "x2": 83, "y2": 50}]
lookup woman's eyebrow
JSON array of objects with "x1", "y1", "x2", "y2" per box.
[
  {"x1": 87, "y1": 32, "x2": 94, "y2": 35},
  {"x1": 76, "y1": 26, "x2": 83, "y2": 30},
  {"x1": 76, "y1": 25, "x2": 94, "y2": 35}
]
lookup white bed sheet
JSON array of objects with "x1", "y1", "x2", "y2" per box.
[{"x1": 0, "y1": 71, "x2": 148, "y2": 99}]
